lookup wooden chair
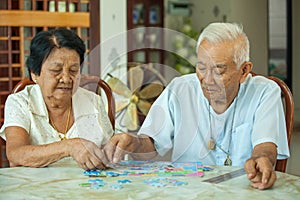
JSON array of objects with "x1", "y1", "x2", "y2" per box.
[
  {"x1": 0, "y1": 75, "x2": 115, "y2": 168},
  {"x1": 251, "y1": 72, "x2": 294, "y2": 172},
  {"x1": 77, "y1": 74, "x2": 115, "y2": 129},
  {"x1": 0, "y1": 137, "x2": 8, "y2": 168}
]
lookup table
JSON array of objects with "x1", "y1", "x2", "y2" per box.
[{"x1": 0, "y1": 159, "x2": 299, "y2": 199}]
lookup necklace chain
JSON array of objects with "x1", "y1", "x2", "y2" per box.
[
  {"x1": 49, "y1": 106, "x2": 71, "y2": 141},
  {"x1": 208, "y1": 98, "x2": 237, "y2": 166}
]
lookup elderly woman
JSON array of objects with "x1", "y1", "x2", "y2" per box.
[{"x1": 0, "y1": 28, "x2": 113, "y2": 170}]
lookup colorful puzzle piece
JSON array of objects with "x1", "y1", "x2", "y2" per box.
[{"x1": 82, "y1": 161, "x2": 213, "y2": 178}]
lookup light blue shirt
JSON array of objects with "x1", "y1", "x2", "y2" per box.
[{"x1": 138, "y1": 73, "x2": 290, "y2": 167}]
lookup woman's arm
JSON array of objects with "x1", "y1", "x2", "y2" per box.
[{"x1": 5, "y1": 126, "x2": 109, "y2": 169}]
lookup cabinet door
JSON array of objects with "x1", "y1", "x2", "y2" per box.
[
  {"x1": 127, "y1": 0, "x2": 164, "y2": 64},
  {"x1": 148, "y1": 0, "x2": 163, "y2": 26},
  {"x1": 129, "y1": 0, "x2": 163, "y2": 27}
]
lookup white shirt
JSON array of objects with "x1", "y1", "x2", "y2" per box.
[
  {"x1": 138, "y1": 73, "x2": 290, "y2": 166},
  {"x1": 0, "y1": 84, "x2": 113, "y2": 146}
]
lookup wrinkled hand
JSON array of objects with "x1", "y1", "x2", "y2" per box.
[
  {"x1": 68, "y1": 138, "x2": 109, "y2": 170},
  {"x1": 244, "y1": 156, "x2": 277, "y2": 190},
  {"x1": 103, "y1": 133, "x2": 140, "y2": 163}
]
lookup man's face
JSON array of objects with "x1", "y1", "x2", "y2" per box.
[{"x1": 196, "y1": 40, "x2": 244, "y2": 112}]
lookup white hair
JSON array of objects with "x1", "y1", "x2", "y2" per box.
[{"x1": 196, "y1": 22, "x2": 250, "y2": 68}]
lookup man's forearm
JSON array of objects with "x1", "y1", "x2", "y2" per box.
[
  {"x1": 132, "y1": 135, "x2": 157, "y2": 160},
  {"x1": 135, "y1": 135, "x2": 156, "y2": 153},
  {"x1": 251, "y1": 142, "x2": 277, "y2": 166}
]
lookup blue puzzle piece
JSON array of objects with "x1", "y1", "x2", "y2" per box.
[
  {"x1": 83, "y1": 170, "x2": 101, "y2": 176},
  {"x1": 117, "y1": 179, "x2": 132, "y2": 184}
]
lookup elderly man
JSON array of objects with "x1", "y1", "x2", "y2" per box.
[{"x1": 104, "y1": 22, "x2": 289, "y2": 190}]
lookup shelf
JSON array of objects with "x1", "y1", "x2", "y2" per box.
[
  {"x1": 0, "y1": 91, "x2": 10, "y2": 96},
  {"x1": 0, "y1": 10, "x2": 89, "y2": 27},
  {"x1": 0, "y1": 77, "x2": 22, "y2": 82},
  {"x1": 0, "y1": 36, "x2": 21, "y2": 40},
  {"x1": 0, "y1": 64, "x2": 21, "y2": 68}
]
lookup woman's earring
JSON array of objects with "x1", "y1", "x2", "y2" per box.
[{"x1": 34, "y1": 79, "x2": 37, "y2": 83}]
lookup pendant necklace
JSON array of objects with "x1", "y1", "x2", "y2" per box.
[
  {"x1": 208, "y1": 98, "x2": 237, "y2": 166},
  {"x1": 49, "y1": 106, "x2": 72, "y2": 141}
]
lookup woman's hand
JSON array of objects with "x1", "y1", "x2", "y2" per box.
[{"x1": 68, "y1": 138, "x2": 109, "y2": 170}]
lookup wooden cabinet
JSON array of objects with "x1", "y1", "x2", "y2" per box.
[
  {"x1": 0, "y1": 0, "x2": 99, "y2": 127},
  {"x1": 127, "y1": 0, "x2": 164, "y2": 64}
]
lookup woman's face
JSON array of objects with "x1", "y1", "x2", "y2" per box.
[{"x1": 32, "y1": 47, "x2": 81, "y2": 106}]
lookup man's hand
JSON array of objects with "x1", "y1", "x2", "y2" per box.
[
  {"x1": 244, "y1": 142, "x2": 277, "y2": 190},
  {"x1": 244, "y1": 156, "x2": 277, "y2": 189},
  {"x1": 103, "y1": 133, "x2": 141, "y2": 163},
  {"x1": 103, "y1": 133, "x2": 157, "y2": 163}
]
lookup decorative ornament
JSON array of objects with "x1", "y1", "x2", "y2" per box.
[
  {"x1": 208, "y1": 139, "x2": 216, "y2": 150},
  {"x1": 224, "y1": 155, "x2": 232, "y2": 166}
]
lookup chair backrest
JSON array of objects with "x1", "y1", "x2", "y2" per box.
[
  {"x1": 11, "y1": 78, "x2": 35, "y2": 93},
  {"x1": 0, "y1": 136, "x2": 8, "y2": 168},
  {"x1": 0, "y1": 75, "x2": 115, "y2": 168},
  {"x1": 79, "y1": 74, "x2": 115, "y2": 129},
  {"x1": 251, "y1": 72, "x2": 294, "y2": 172}
]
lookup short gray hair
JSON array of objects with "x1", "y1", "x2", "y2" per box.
[{"x1": 196, "y1": 22, "x2": 250, "y2": 68}]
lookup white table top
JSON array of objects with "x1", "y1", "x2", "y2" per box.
[{"x1": 0, "y1": 159, "x2": 299, "y2": 199}]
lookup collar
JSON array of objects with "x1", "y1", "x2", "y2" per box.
[
  {"x1": 28, "y1": 85, "x2": 99, "y2": 119},
  {"x1": 28, "y1": 84, "x2": 49, "y2": 118}
]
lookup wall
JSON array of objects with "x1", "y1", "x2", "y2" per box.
[
  {"x1": 285, "y1": 0, "x2": 300, "y2": 177},
  {"x1": 100, "y1": 0, "x2": 127, "y2": 80},
  {"x1": 229, "y1": 0, "x2": 268, "y2": 75},
  {"x1": 292, "y1": 0, "x2": 300, "y2": 112},
  {"x1": 288, "y1": 0, "x2": 300, "y2": 175},
  {"x1": 189, "y1": 0, "x2": 230, "y2": 31},
  {"x1": 100, "y1": 0, "x2": 128, "y2": 132},
  {"x1": 189, "y1": 0, "x2": 268, "y2": 75},
  {"x1": 269, "y1": 0, "x2": 286, "y2": 49}
]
